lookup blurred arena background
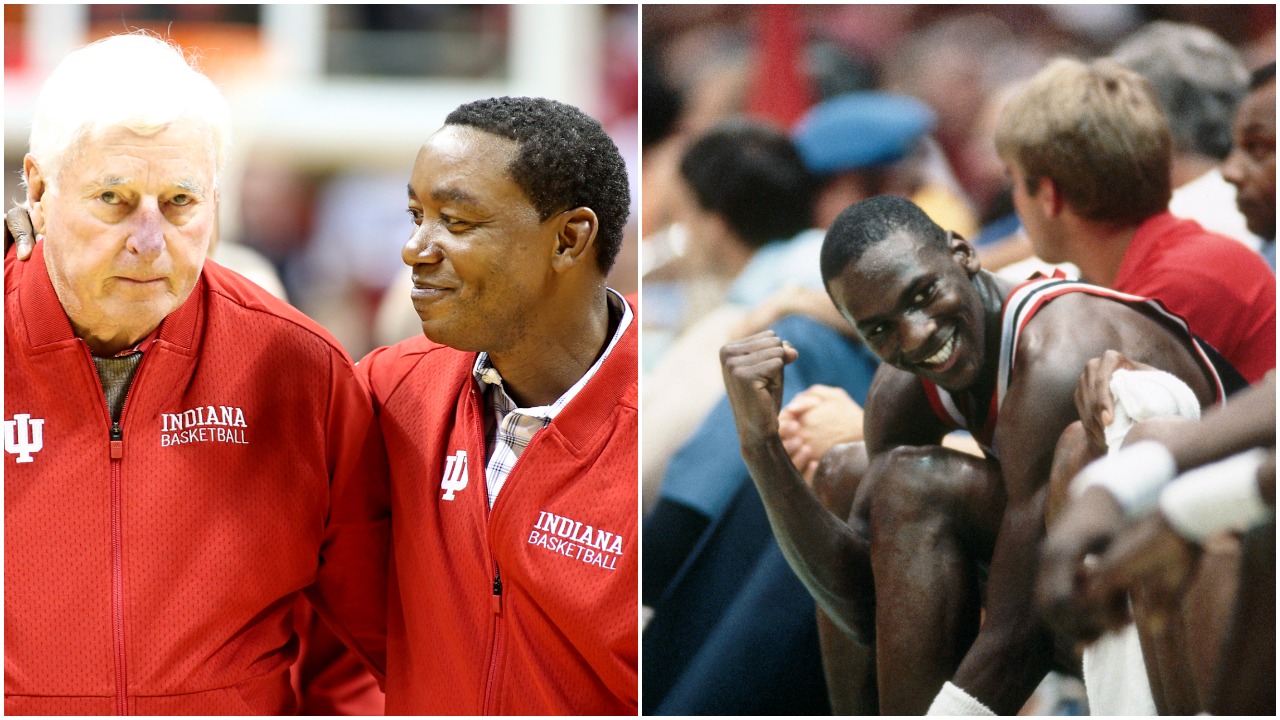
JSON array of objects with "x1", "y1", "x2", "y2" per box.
[
  {"x1": 641, "y1": 4, "x2": 1273, "y2": 370},
  {"x1": 4, "y1": 3, "x2": 639, "y2": 358}
]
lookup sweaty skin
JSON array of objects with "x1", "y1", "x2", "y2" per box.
[{"x1": 721, "y1": 230, "x2": 1217, "y2": 713}]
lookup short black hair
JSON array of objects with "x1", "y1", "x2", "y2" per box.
[
  {"x1": 642, "y1": 50, "x2": 682, "y2": 148},
  {"x1": 445, "y1": 96, "x2": 631, "y2": 274},
  {"x1": 678, "y1": 120, "x2": 814, "y2": 250},
  {"x1": 1250, "y1": 61, "x2": 1276, "y2": 91},
  {"x1": 820, "y1": 195, "x2": 948, "y2": 285}
]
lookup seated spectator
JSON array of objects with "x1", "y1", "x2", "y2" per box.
[
  {"x1": 994, "y1": 57, "x2": 1274, "y2": 384},
  {"x1": 642, "y1": 122, "x2": 880, "y2": 715},
  {"x1": 793, "y1": 91, "x2": 977, "y2": 236},
  {"x1": 643, "y1": 121, "x2": 824, "y2": 505},
  {"x1": 1111, "y1": 21, "x2": 1264, "y2": 252},
  {"x1": 1223, "y1": 62, "x2": 1276, "y2": 269}
]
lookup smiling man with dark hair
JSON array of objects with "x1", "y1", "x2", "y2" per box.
[
  {"x1": 358, "y1": 95, "x2": 637, "y2": 715},
  {"x1": 720, "y1": 194, "x2": 1233, "y2": 714}
]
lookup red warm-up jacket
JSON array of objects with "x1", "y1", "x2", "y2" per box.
[
  {"x1": 4, "y1": 243, "x2": 389, "y2": 714},
  {"x1": 359, "y1": 304, "x2": 638, "y2": 715}
]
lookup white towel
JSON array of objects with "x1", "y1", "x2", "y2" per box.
[
  {"x1": 1083, "y1": 369, "x2": 1201, "y2": 715},
  {"x1": 1103, "y1": 368, "x2": 1201, "y2": 454},
  {"x1": 1082, "y1": 623, "x2": 1158, "y2": 715}
]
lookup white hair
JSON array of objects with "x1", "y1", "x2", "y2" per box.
[{"x1": 28, "y1": 32, "x2": 232, "y2": 189}]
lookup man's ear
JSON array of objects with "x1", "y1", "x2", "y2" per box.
[
  {"x1": 23, "y1": 155, "x2": 48, "y2": 233},
  {"x1": 551, "y1": 206, "x2": 599, "y2": 273},
  {"x1": 209, "y1": 192, "x2": 222, "y2": 254},
  {"x1": 1034, "y1": 176, "x2": 1064, "y2": 218},
  {"x1": 949, "y1": 231, "x2": 982, "y2": 276}
]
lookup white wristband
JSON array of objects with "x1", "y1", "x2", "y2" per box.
[
  {"x1": 1070, "y1": 441, "x2": 1177, "y2": 517},
  {"x1": 927, "y1": 681, "x2": 995, "y2": 716},
  {"x1": 1159, "y1": 449, "x2": 1273, "y2": 542}
]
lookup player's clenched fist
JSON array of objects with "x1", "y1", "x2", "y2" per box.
[{"x1": 720, "y1": 330, "x2": 799, "y2": 447}]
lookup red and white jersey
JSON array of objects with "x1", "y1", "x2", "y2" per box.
[{"x1": 921, "y1": 273, "x2": 1228, "y2": 458}]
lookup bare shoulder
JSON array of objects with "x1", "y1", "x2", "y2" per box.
[
  {"x1": 1014, "y1": 292, "x2": 1213, "y2": 402},
  {"x1": 1015, "y1": 294, "x2": 1128, "y2": 366}
]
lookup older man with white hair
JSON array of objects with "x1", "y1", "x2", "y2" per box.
[{"x1": 4, "y1": 33, "x2": 388, "y2": 714}]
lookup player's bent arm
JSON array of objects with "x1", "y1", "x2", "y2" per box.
[
  {"x1": 738, "y1": 431, "x2": 878, "y2": 640},
  {"x1": 761, "y1": 366, "x2": 949, "y2": 639},
  {"x1": 723, "y1": 333, "x2": 890, "y2": 640},
  {"x1": 1165, "y1": 371, "x2": 1275, "y2": 472}
]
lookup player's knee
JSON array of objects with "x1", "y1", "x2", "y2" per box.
[
  {"x1": 869, "y1": 446, "x2": 958, "y2": 522},
  {"x1": 812, "y1": 441, "x2": 868, "y2": 520}
]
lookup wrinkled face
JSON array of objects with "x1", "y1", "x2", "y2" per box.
[
  {"x1": 404, "y1": 125, "x2": 557, "y2": 352},
  {"x1": 1006, "y1": 161, "x2": 1060, "y2": 262},
  {"x1": 1223, "y1": 81, "x2": 1276, "y2": 240},
  {"x1": 36, "y1": 123, "x2": 216, "y2": 347},
  {"x1": 828, "y1": 230, "x2": 987, "y2": 392}
]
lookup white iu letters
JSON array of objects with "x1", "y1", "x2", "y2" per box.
[
  {"x1": 5, "y1": 413, "x2": 46, "y2": 463},
  {"x1": 440, "y1": 450, "x2": 469, "y2": 501}
]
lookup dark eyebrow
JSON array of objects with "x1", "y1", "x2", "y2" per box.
[
  {"x1": 430, "y1": 187, "x2": 479, "y2": 206},
  {"x1": 856, "y1": 274, "x2": 937, "y2": 332},
  {"x1": 407, "y1": 183, "x2": 417, "y2": 200}
]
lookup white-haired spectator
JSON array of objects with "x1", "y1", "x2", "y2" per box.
[{"x1": 1111, "y1": 20, "x2": 1264, "y2": 252}]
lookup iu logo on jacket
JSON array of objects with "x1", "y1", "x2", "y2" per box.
[
  {"x1": 4, "y1": 413, "x2": 45, "y2": 463},
  {"x1": 440, "y1": 450, "x2": 468, "y2": 500}
]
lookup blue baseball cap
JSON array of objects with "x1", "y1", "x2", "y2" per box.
[{"x1": 792, "y1": 92, "x2": 936, "y2": 174}]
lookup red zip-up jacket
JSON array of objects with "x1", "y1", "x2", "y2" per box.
[
  {"x1": 359, "y1": 304, "x2": 638, "y2": 715},
  {"x1": 4, "y1": 243, "x2": 389, "y2": 714}
]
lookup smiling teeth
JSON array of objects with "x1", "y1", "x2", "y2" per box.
[{"x1": 924, "y1": 336, "x2": 956, "y2": 366}]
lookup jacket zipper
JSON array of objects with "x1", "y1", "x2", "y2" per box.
[
  {"x1": 473, "y1": 382, "x2": 505, "y2": 716},
  {"x1": 83, "y1": 341, "x2": 141, "y2": 716},
  {"x1": 110, "y1": 421, "x2": 128, "y2": 716},
  {"x1": 482, "y1": 565, "x2": 505, "y2": 714}
]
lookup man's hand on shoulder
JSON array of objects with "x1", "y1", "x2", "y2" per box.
[{"x1": 5, "y1": 206, "x2": 36, "y2": 261}]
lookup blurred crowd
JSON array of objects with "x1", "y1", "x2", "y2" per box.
[{"x1": 642, "y1": 5, "x2": 1273, "y2": 362}]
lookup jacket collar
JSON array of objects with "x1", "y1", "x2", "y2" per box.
[{"x1": 544, "y1": 295, "x2": 638, "y2": 453}]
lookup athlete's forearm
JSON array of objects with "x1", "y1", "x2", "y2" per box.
[
  {"x1": 952, "y1": 492, "x2": 1056, "y2": 714},
  {"x1": 1170, "y1": 373, "x2": 1276, "y2": 472},
  {"x1": 741, "y1": 434, "x2": 875, "y2": 641}
]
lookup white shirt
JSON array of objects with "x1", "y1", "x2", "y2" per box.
[{"x1": 1169, "y1": 168, "x2": 1264, "y2": 252}]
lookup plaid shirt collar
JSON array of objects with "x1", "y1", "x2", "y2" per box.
[{"x1": 472, "y1": 289, "x2": 633, "y2": 506}]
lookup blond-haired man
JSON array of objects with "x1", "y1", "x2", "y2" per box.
[{"x1": 994, "y1": 57, "x2": 1274, "y2": 386}]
